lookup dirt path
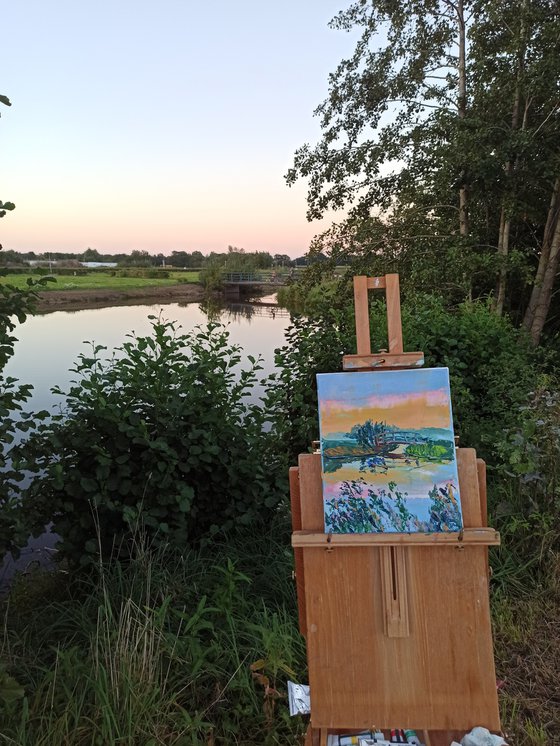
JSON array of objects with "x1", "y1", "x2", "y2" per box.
[{"x1": 35, "y1": 283, "x2": 206, "y2": 312}]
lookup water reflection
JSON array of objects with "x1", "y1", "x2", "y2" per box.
[{"x1": 5, "y1": 299, "x2": 291, "y2": 413}]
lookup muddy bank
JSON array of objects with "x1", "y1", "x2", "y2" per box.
[{"x1": 36, "y1": 283, "x2": 206, "y2": 313}]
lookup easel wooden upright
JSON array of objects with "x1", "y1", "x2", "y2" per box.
[{"x1": 290, "y1": 275, "x2": 501, "y2": 746}]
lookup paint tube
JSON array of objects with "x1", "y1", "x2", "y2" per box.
[
  {"x1": 404, "y1": 730, "x2": 422, "y2": 745},
  {"x1": 287, "y1": 682, "x2": 310, "y2": 715},
  {"x1": 338, "y1": 733, "x2": 376, "y2": 745}
]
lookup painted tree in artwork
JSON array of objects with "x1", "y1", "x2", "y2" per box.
[{"x1": 349, "y1": 420, "x2": 389, "y2": 449}]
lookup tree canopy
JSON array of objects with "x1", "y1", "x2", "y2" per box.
[{"x1": 287, "y1": 0, "x2": 560, "y2": 344}]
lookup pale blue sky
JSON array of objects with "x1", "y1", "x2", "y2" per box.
[{"x1": 1, "y1": 1, "x2": 357, "y2": 257}]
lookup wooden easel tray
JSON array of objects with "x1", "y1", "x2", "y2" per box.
[{"x1": 292, "y1": 527, "x2": 500, "y2": 548}]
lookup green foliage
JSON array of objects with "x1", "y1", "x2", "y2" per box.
[
  {"x1": 270, "y1": 291, "x2": 537, "y2": 465},
  {"x1": 0, "y1": 199, "x2": 16, "y2": 219},
  {"x1": 0, "y1": 266, "x2": 88, "y2": 276},
  {"x1": 400, "y1": 295, "x2": 537, "y2": 456},
  {"x1": 116, "y1": 268, "x2": 169, "y2": 279},
  {"x1": 199, "y1": 261, "x2": 224, "y2": 291},
  {"x1": 0, "y1": 528, "x2": 306, "y2": 744},
  {"x1": 288, "y1": 1, "x2": 560, "y2": 330},
  {"x1": 0, "y1": 277, "x2": 53, "y2": 555},
  {"x1": 500, "y1": 382, "x2": 560, "y2": 506},
  {"x1": 490, "y1": 380, "x2": 560, "y2": 592},
  {"x1": 15, "y1": 319, "x2": 285, "y2": 565},
  {"x1": 265, "y1": 309, "x2": 353, "y2": 466}
]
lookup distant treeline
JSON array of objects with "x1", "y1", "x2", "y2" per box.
[{"x1": 0, "y1": 246, "x2": 317, "y2": 270}]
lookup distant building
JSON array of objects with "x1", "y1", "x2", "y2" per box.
[{"x1": 80, "y1": 261, "x2": 118, "y2": 268}]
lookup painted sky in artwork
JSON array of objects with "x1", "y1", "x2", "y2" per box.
[{"x1": 318, "y1": 368, "x2": 454, "y2": 433}]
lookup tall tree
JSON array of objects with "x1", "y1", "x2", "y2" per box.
[
  {"x1": 286, "y1": 0, "x2": 471, "y2": 227},
  {"x1": 288, "y1": 1, "x2": 560, "y2": 342},
  {"x1": 468, "y1": 0, "x2": 560, "y2": 324}
]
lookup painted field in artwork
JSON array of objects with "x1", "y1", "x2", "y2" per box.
[{"x1": 317, "y1": 368, "x2": 462, "y2": 534}]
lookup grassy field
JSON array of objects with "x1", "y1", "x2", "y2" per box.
[{"x1": 0, "y1": 270, "x2": 200, "y2": 292}]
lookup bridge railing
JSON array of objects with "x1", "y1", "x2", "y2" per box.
[{"x1": 222, "y1": 271, "x2": 293, "y2": 284}]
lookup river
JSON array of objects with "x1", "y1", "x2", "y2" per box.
[
  {"x1": 5, "y1": 296, "x2": 291, "y2": 412},
  {"x1": 1, "y1": 296, "x2": 292, "y2": 588}
]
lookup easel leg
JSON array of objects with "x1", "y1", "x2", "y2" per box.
[
  {"x1": 319, "y1": 728, "x2": 328, "y2": 746},
  {"x1": 304, "y1": 725, "x2": 319, "y2": 746}
]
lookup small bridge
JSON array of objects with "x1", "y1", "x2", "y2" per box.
[
  {"x1": 222, "y1": 272, "x2": 292, "y2": 286},
  {"x1": 225, "y1": 302, "x2": 291, "y2": 320}
]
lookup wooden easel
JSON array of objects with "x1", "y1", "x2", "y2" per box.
[{"x1": 290, "y1": 275, "x2": 501, "y2": 746}]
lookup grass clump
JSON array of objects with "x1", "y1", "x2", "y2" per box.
[{"x1": 0, "y1": 524, "x2": 306, "y2": 745}]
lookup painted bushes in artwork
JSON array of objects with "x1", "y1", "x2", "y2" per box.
[{"x1": 325, "y1": 479, "x2": 462, "y2": 533}]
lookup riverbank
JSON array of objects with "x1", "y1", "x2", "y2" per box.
[{"x1": 35, "y1": 283, "x2": 206, "y2": 312}]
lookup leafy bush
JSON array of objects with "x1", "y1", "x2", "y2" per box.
[
  {"x1": 268, "y1": 292, "x2": 538, "y2": 466},
  {"x1": 0, "y1": 278, "x2": 51, "y2": 555},
  {"x1": 490, "y1": 380, "x2": 560, "y2": 592},
  {"x1": 265, "y1": 310, "x2": 353, "y2": 466},
  {"x1": 16, "y1": 319, "x2": 285, "y2": 565},
  {"x1": 399, "y1": 294, "x2": 538, "y2": 459},
  {"x1": 199, "y1": 262, "x2": 224, "y2": 291}
]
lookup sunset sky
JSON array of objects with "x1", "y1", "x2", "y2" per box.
[
  {"x1": 1, "y1": 1, "x2": 359, "y2": 258},
  {"x1": 317, "y1": 369, "x2": 455, "y2": 433}
]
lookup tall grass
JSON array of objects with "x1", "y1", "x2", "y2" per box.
[{"x1": 0, "y1": 523, "x2": 306, "y2": 745}]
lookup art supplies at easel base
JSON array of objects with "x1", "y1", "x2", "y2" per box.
[{"x1": 326, "y1": 731, "x2": 425, "y2": 746}]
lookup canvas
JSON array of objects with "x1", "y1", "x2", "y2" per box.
[{"x1": 317, "y1": 368, "x2": 463, "y2": 534}]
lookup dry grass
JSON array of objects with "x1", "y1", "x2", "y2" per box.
[{"x1": 493, "y1": 582, "x2": 560, "y2": 745}]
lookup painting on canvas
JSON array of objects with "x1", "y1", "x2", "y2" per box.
[{"x1": 317, "y1": 368, "x2": 462, "y2": 533}]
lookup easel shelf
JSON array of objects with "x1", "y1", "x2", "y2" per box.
[{"x1": 292, "y1": 527, "x2": 500, "y2": 548}]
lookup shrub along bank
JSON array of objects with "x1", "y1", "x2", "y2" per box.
[{"x1": 10, "y1": 319, "x2": 286, "y2": 565}]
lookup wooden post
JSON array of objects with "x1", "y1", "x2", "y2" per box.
[
  {"x1": 385, "y1": 273, "x2": 404, "y2": 353},
  {"x1": 353, "y1": 275, "x2": 372, "y2": 355}
]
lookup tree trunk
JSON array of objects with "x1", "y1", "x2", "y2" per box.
[
  {"x1": 495, "y1": 206, "x2": 511, "y2": 315},
  {"x1": 523, "y1": 175, "x2": 560, "y2": 332},
  {"x1": 457, "y1": 0, "x2": 469, "y2": 238},
  {"x1": 528, "y1": 206, "x2": 560, "y2": 345},
  {"x1": 495, "y1": 6, "x2": 527, "y2": 316}
]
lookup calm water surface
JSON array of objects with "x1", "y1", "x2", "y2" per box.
[{"x1": 6, "y1": 298, "x2": 290, "y2": 411}]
